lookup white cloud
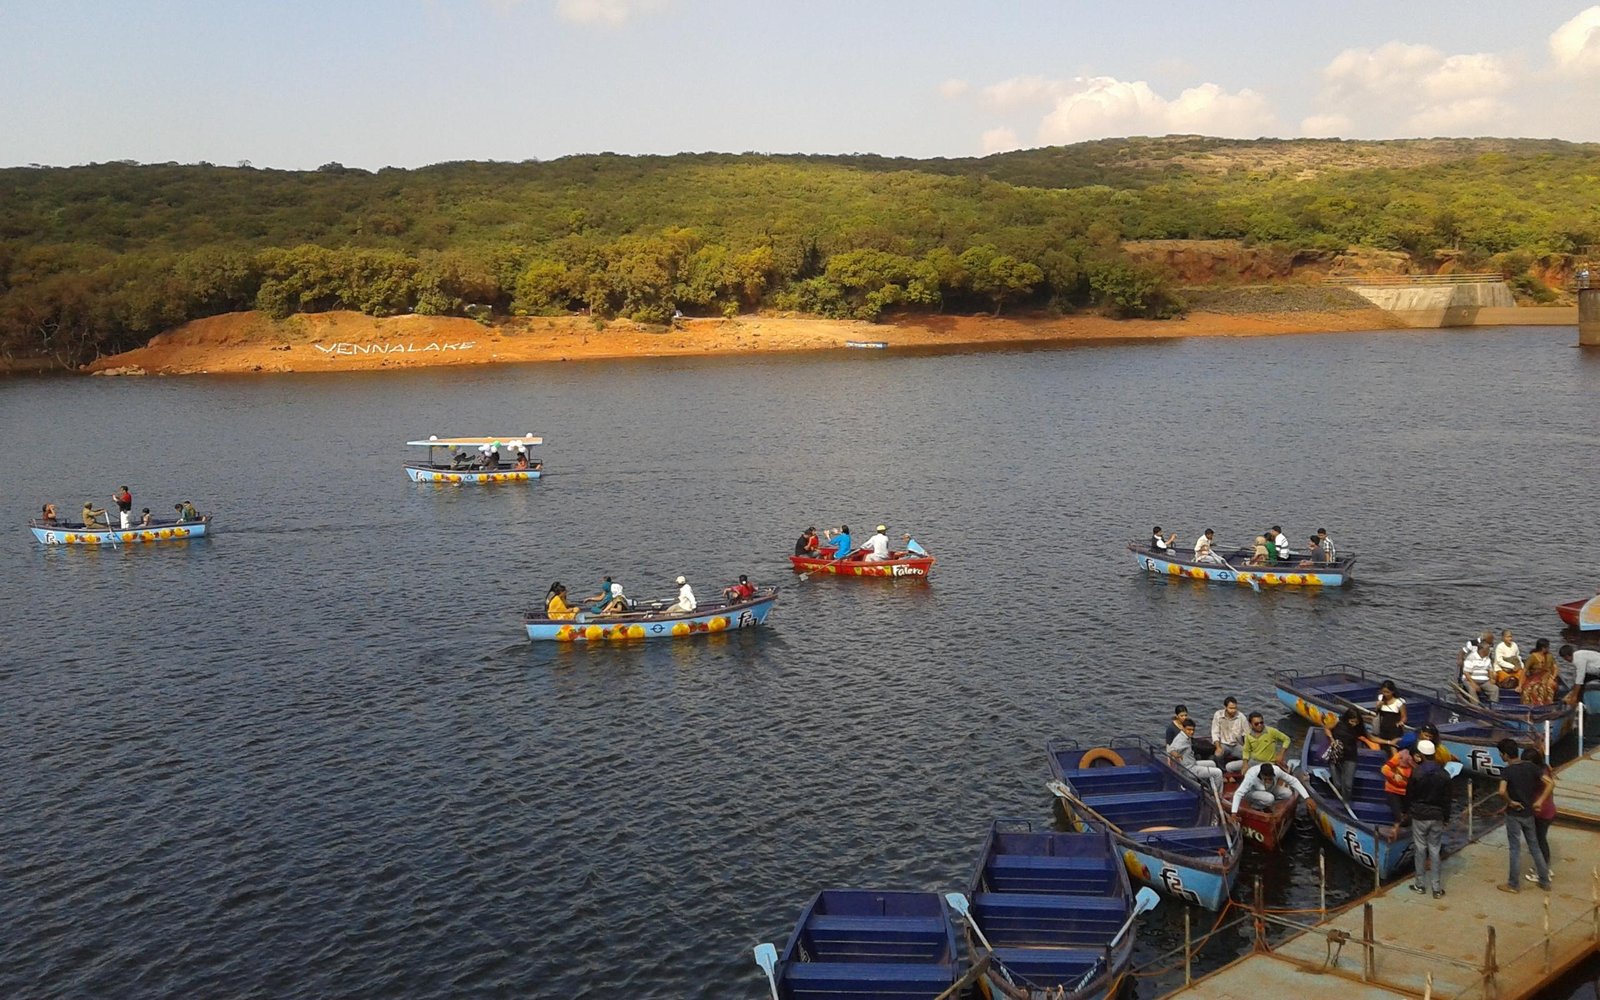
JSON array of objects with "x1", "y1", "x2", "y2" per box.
[
  {"x1": 1300, "y1": 113, "x2": 1352, "y2": 137},
  {"x1": 981, "y1": 127, "x2": 1020, "y2": 154},
  {"x1": 1031, "y1": 77, "x2": 1273, "y2": 144},
  {"x1": 1551, "y1": 6, "x2": 1600, "y2": 75},
  {"x1": 938, "y1": 78, "x2": 970, "y2": 99},
  {"x1": 1308, "y1": 41, "x2": 1513, "y2": 136},
  {"x1": 555, "y1": 0, "x2": 663, "y2": 26},
  {"x1": 982, "y1": 75, "x2": 1070, "y2": 110}
]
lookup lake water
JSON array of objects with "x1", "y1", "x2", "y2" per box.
[{"x1": 3, "y1": 326, "x2": 1599, "y2": 998}]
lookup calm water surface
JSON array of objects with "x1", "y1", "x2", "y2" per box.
[{"x1": 3, "y1": 327, "x2": 1599, "y2": 998}]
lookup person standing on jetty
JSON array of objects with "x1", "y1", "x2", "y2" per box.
[
  {"x1": 1406, "y1": 739, "x2": 1452, "y2": 898},
  {"x1": 1498, "y1": 742, "x2": 1553, "y2": 892}
]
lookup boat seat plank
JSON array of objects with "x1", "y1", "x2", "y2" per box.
[
  {"x1": 984, "y1": 855, "x2": 1116, "y2": 894},
  {"x1": 989, "y1": 945, "x2": 1104, "y2": 979},
  {"x1": 783, "y1": 960, "x2": 955, "y2": 993}
]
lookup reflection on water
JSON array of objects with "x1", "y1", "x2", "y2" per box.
[{"x1": 1, "y1": 327, "x2": 1597, "y2": 998}]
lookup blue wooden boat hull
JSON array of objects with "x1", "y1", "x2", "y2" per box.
[
  {"x1": 1300, "y1": 729, "x2": 1414, "y2": 879},
  {"x1": 1128, "y1": 542, "x2": 1351, "y2": 587},
  {"x1": 30, "y1": 519, "x2": 212, "y2": 546},
  {"x1": 773, "y1": 889, "x2": 962, "y2": 999},
  {"x1": 1442, "y1": 686, "x2": 1576, "y2": 743},
  {"x1": 1046, "y1": 741, "x2": 1241, "y2": 911},
  {"x1": 525, "y1": 591, "x2": 776, "y2": 642},
  {"x1": 1274, "y1": 667, "x2": 1551, "y2": 777},
  {"x1": 964, "y1": 820, "x2": 1136, "y2": 1000},
  {"x1": 406, "y1": 465, "x2": 541, "y2": 483}
]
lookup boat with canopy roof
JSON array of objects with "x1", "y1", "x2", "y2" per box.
[{"x1": 404, "y1": 434, "x2": 543, "y2": 483}]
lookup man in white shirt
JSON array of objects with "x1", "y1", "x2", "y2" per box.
[
  {"x1": 1460, "y1": 638, "x2": 1499, "y2": 703},
  {"x1": 1211, "y1": 697, "x2": 1248, "y2": 772},
  {"x1": 1151, "y1": 526, "x2": 1174, "y2": 552},
  {"x1": 1560, "y1": 644, "x2": 1600, "y2": 688},
  {"x1": 1492, "y1": 629, "x2": 1524, "y2": 686},
  {"x1": 1270, "y1": 525, "x2": 1292, "y2": 561},
  {"x1": 1193, "y1": 529, "x2": 1223, "y2": 564},
  {"x1": 1231, "y1": 762, "x2": 1309, "y2": 812},
  {"x1": 862, "y1": 525, "x2": 891, "y2": 561},
  {"x1": 667, "y1": 575, "x2": 696, "y2": 613}
]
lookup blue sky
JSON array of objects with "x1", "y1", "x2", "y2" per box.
[{"x1": 5, "y1": 1, "x2": 1600, "y2": 170}]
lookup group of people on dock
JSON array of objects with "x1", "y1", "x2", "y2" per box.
[
  {"x1": 540, "y1": 572, "x2": 759, "y2": 620},
  {"x1": 1152, "y1": 524, "x2": 1337, "y2": 567},
  {"x1": 1456, "y1": 628, "x2": 1594, "y2": 707},
  {"x1": 794, "y1": 524, "x2": 927, "y2": 562},
  {"x1": 38, "y1": 488, "x2": 202, "y2": 530}
]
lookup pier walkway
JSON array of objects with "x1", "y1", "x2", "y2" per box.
[{"x1": 1161, "y1": 745, "x2": 1600, "y2": 999}]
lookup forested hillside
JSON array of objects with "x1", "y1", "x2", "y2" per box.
[{"x1": 3, "y1": 136, "x2": 1596, "y2": 366}]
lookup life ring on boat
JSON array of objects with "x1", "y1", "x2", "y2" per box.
[
  {"x1": 1080, "y1": 747, "x2": 1126, "y2": 768},
  {"x1": 1140, "y1": 825, "x2": 1177, "y2": 832}
]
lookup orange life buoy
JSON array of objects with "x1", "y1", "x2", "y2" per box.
[
  {"x1": 1080, "y1": 747, "x2": 1127, "y2": 768},
  {"x1": 1140, "y1": 825, "x2": 1177, "y2": 832}
]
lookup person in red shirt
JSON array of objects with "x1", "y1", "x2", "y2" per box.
[
  {"x1": 724, "y1": 574, "x2": 756, "y2": 601},
  {"x1": 113, "y1": 485, "x2": 133, "y2": 528}
]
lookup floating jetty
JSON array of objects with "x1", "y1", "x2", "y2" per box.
[{"x1": 1159, "y1": 744, "x2": 1600, "y2": 1000}]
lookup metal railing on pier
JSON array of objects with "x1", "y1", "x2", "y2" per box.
[{"x1": 1322, "y1": 273, "x2": 1505, "y2": 286}]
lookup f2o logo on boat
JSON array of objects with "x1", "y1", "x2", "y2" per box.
[
  {"x1": 737, "y1": 611, "x2": 755, "y2": 628},
  {"x1": 891, "y1": 565, "x2": 925, "y2": 577},
  {"x1": 1344, "y1": 831, "x2": 1376, "y2": 869},
  {"x1": 1469, "y1": 748, "x2": 1501, "y2": 775},
  {"x1": 1158, "y1": 866, "x2": 1202, "y2": 905}
]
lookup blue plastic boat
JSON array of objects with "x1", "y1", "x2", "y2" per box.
[
  {"x1": 1046, "y1": 741, "x2": 1241, "y2": 910},
  {"x1": 1299, "y1": 727, "x2": 1418, "y2": 879},
  {"x1": 955, "y1": 819, "x2": 1146, "y2": 1000},
  {"x1": 756, "y1": 889, "x2": 962, "y2": 999}
]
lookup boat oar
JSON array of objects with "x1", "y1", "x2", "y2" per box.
[
  {"x1": 943, "y1": 893, "x2": 1017, "y2": 988},
  {"x1": 752, "y1": 942, "x2": 779, "y2": 1000},
  {"x1": 1307, "y1": 765, "x2": 1361, "y2": 824},
  {"x1": 1108, "y1": 887, "x2": 1162, "y2": 949},
  {"x1": 1218, "y1": 555, "x2": 1260, "y2": 592}
]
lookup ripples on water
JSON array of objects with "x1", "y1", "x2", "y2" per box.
[{"x1": 3, "y1": 328, "x2": 1599, "y2": 998}]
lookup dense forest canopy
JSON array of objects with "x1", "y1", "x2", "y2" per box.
[{"x1": 3, "y1": 136, "x2": 1597, "y2": 366}]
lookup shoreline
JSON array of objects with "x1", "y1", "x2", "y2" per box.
[{"x1": 64, "y1": 307, "x2": 1418, "y2": 377}]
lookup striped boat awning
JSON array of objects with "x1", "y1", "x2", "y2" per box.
[{"x1": 406, "y1": 435, "x2": 543, "y2": 447}]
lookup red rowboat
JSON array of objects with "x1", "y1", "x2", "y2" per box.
[
  {"x1": 788, "y1": 553, "x2": 935, "y2": 578},
  {"x1": 1223, "y1": 771, "x2": 1298, "y2": 850},
  {"x1": 1557, "y1": 594, "x2": 1600, "y2": 631}
]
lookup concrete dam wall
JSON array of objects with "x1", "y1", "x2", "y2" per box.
[{"x1": 1346, "y1": 281, "x2": 1516, "y2": 328}]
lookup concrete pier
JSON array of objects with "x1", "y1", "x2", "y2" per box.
[
  {"x1": 1160, "y1": 745, "x2": 1600, "y2": 1000},
  {"x1": 1578, "y1": 287, "x2": 1600, "y2": 346}
]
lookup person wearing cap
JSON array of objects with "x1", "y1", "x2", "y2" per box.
[
  {"x1": 82, "y1": 501, "x2": 108, "y2": 529},
  {"x1": 667, "y1": 575, "x2": 696, "y2": 613},
  {"x1": 794, "y1": 526, "x2": 821, "y2": 557},
  {"x1": 862, "y1": 525, "x2": 891, "y2": 561},
  {"x1": 902, "y1": 533, "x2": 929, "y2": 558},
  {"x1": 1230, "y1": 761, "x2": 1308, "y2": 813},
  {"x1": 113, "y1": 485, "x2": 133, "y2": 529},
  {"x1": 1406, "y1": 739, "x2": 1453, "y2": 898}
]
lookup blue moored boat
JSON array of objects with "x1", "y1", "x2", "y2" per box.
[
  {"x1": 1127, "y1": 540, "x2": 1354, "y2": 587},
  {"x1": 1299, "y1": 728, "x2": 1416, "y2": 879},
  {"x1": 524, "y1": 587, "x2": 777, "y2": 642},
  {"x1": 1046, "y1": 741, "x2": 1241, "y2": 910},
  {"x1": 951, "y1": 819, "x2": 1152, "y2": 1000},
  {"x1": 1274, "y1": 666, "x2": 1552, "y2": 777},
  {"x1": 29, "y1": 516, "x2": 212, "y2": 546},
  {"x1": 753, "y1": 890, "x2": 963, "y2": 999}
]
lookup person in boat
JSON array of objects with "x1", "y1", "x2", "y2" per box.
[
  {"x1": 483, "y1": 446, "x2": 502, "y2": 470},
  {"x1": 1150, "y1": 526, "x2": 1175, "y2": 553},
  {"x1": 138, "y1": 507, "x2": 153, "y2": 527},
  {"x1": 1493, "y1": 629, "x2": 1525, "y2": 690},
  {"x1": 1459, "y1": 636, "x2": 1500, "y2": 704},
  {"x1": 1374, "y1": 680, "x2": 1407, "y2": 745},
  {"x1": 1242, "y1": 712, "x2": 1291, "y2": 767},
  {"x1": 1380, "y1": 746, "x2": 1415, "y2": 841},
  {"x1": 901, "y1": 533, "x2": 929, "y2": 557},
  {"x1": 1192, "y1": 528, "x2": 1224, "y2": 564},
  {"x1": 667, "y1": 575, "x2": 697, "y2": 613},
  {"x1": 1323, "y1": 707, "x2": 1369, "y2": 802},
  {"x1": 586, "y1": 576, "x2": 624, "y2": 614},
  {"x1": 1397, "y1": 723, "x2": 1457, "y2": 765},
  {"x1": 451, "y1": 450, "x2": 472, "y2": 469},
  {"x1": 1168, "y1": 718, "x2": 1224, "y2": 792},
  {"x1": 723, "y1": 574, "x2": 756, "y2": 601},
  {"x1": 113, "y1": 485, "x2": 133, "y2": 529},
  {"x1": 794, "y1": 526, "x2": 821, "y2": 557},
  {"x1": 513, "y1": 448, "x2": 530, "y2": 471},
  {"x1": 1316, "y1": 528, "x2": 1336, "y2": 562},
  {"x1": 82, "y1": 501, "x2": 108, "y2": 528},
  {"x1": 1261, "y1": 529, "x2": 1279, "y2": 563},
  {"x1": 175, "y1": 501, "x2": 201, "y2": 523},
  {"x1": 1270, "y1": 525, "x2": 1292, "y2": 562},
  {"x1": 829, "y1": 525, "x2": 853, "y2": 560},
  {"x1": 1521, "y1": 638, "x2": 1560, "y2": 706},
  {"x1": 543, "y1": 582, "x2": 576, "y2": 620},
  {"x1": 862, "y1": 525, "x2": 891, "y2": 561},
  {"x1": 1296, "y1": 535, "x2": 1324, "y2": 568},
  {"x1": 1230, "y1": 762, "x2": 1308, "y2": 813},
  {"x1": 1211, "y1": 697, "x2": 1248, "y2": 772},
  {"x1": 1246, "y1": 535, "x2": 1269, "y2": 566},
  {"x1": 39, "y1": 503, "x2": 58, "y2": 525},
  {"x1": 1558, "y1": 644, "x2": 1600, "y2": 697},
  {"x1": 1406, "y1": 739, "x2": 1452, "y2": 899},
  {"x1": 1164, "y1": 704, "x2": 1190, "y2": 746}
]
